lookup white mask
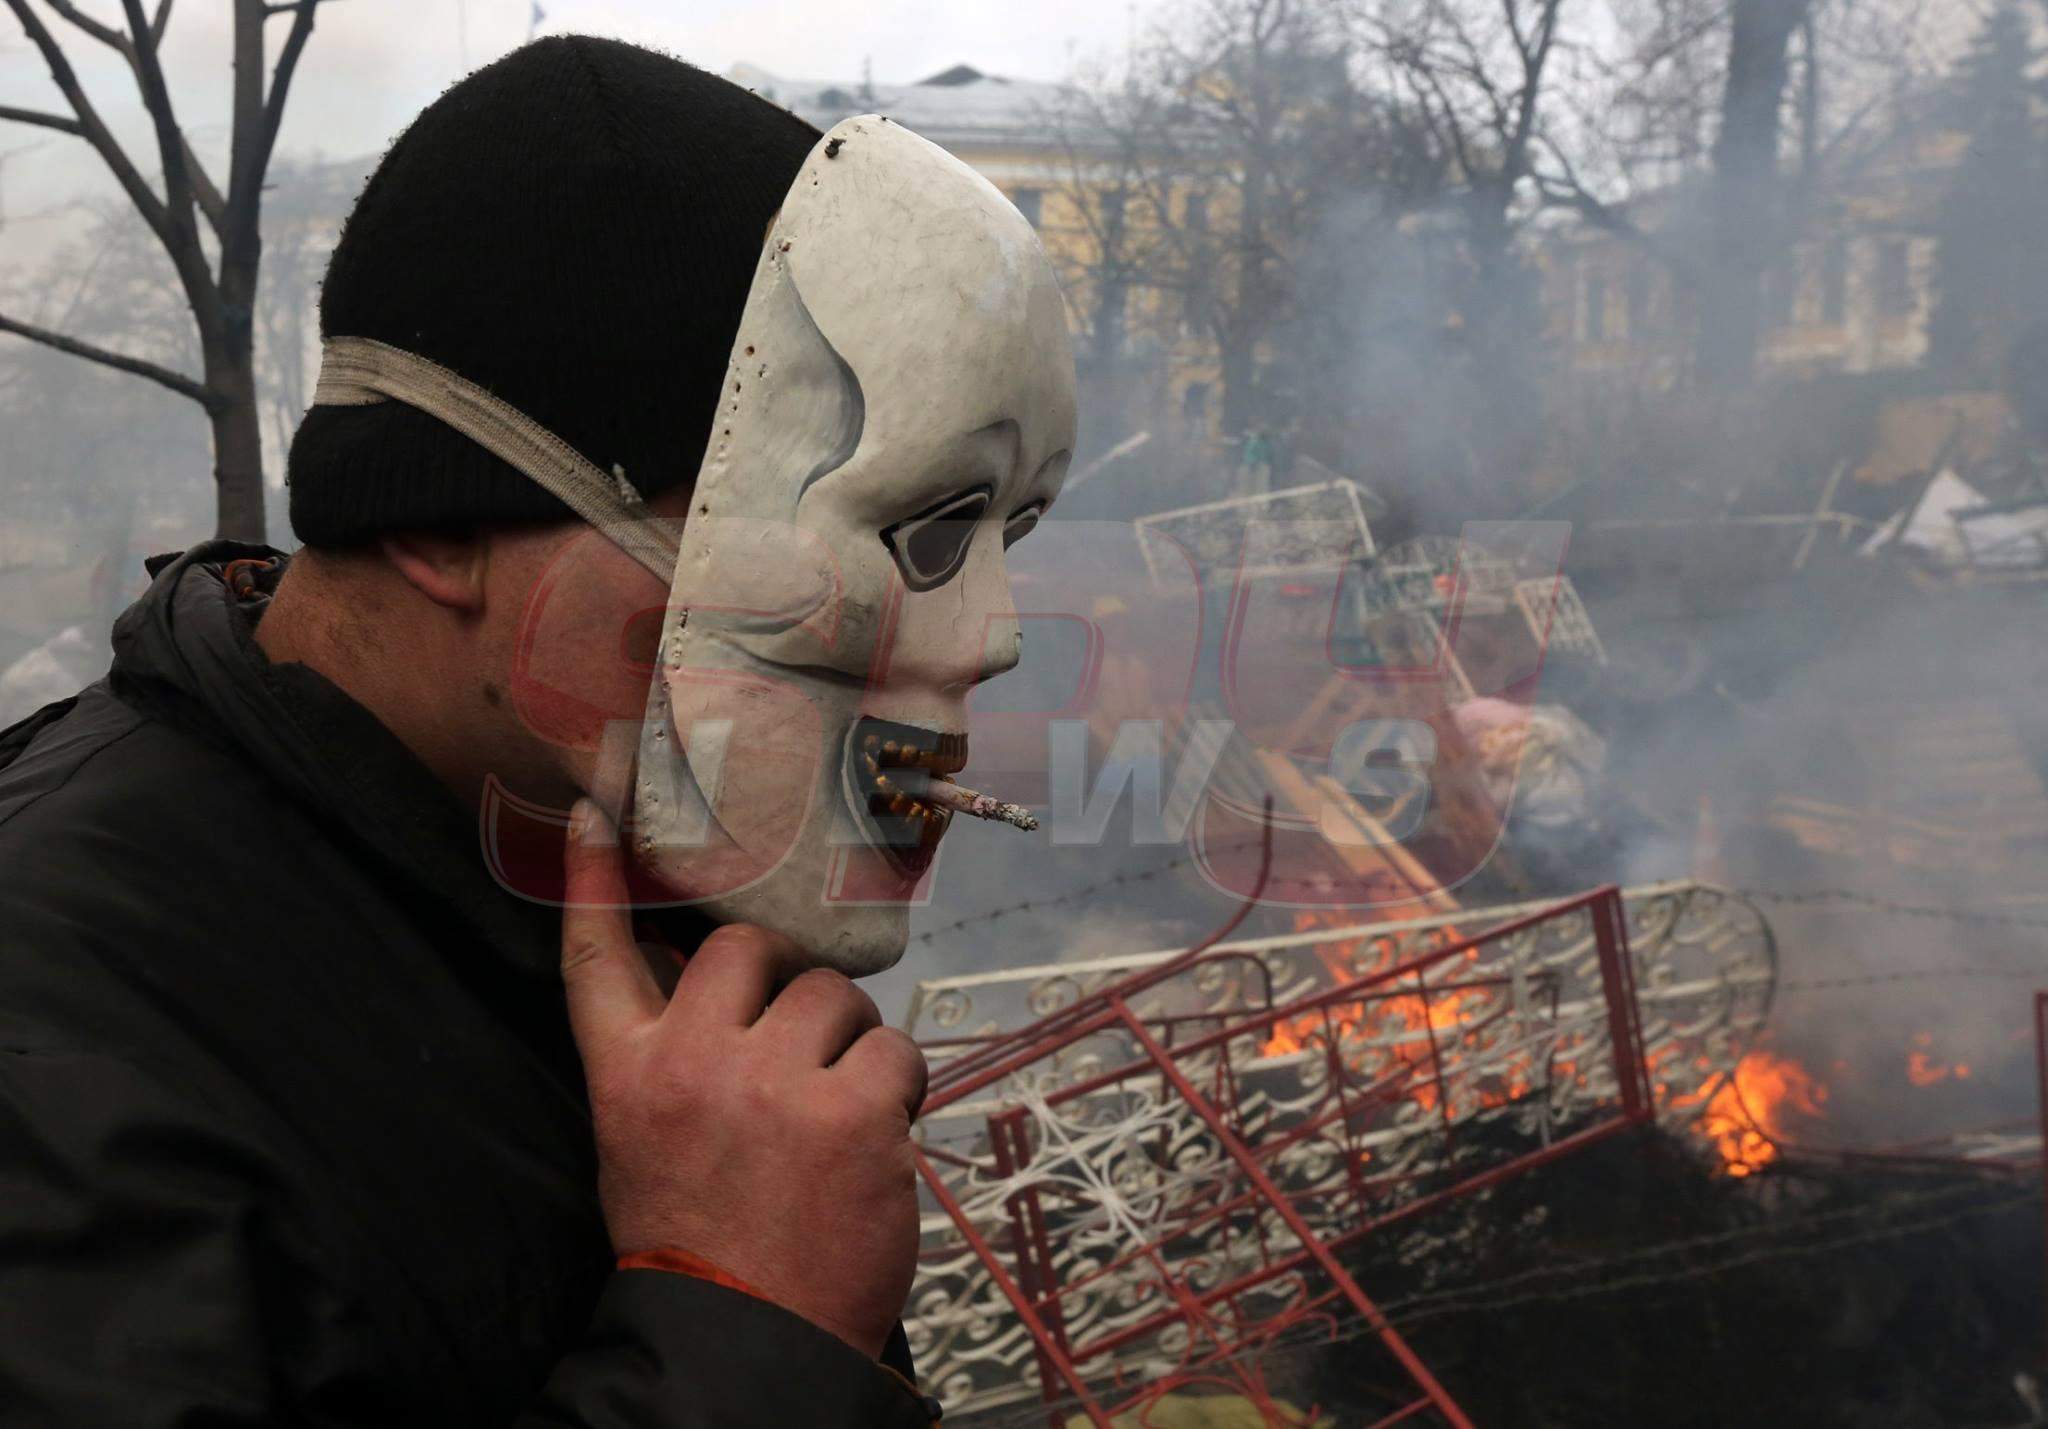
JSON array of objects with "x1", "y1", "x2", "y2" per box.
[{"x1": 626, "y1": 116, "x2": 1077, "y2": 974}]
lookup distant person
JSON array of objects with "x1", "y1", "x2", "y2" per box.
[
  {"x1": 1240, "y1": 426, "x2": 1274, "y2": 494},
  {"x1": 1270, "y1": 422, "x2": 1298, "y2": 488}
]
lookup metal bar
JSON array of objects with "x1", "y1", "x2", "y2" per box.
[
  {"x1": 1108, "y1": 995, "x2": 1477, "y2": 1429},
  {"x1": 1011, "y1": 1117, "x2": 1073, "y2": 1360},
  {"x1": 911, "y1": 879, "x2": 1685, "y2": 1010},
  {"x1": 915, "y1": 954, "x2": 1283, "y2": 1052},
  {"x1": 1590, "y1": 889, "x2": 1653, "y2": 1121},
  {"x1": 1366, "y1": 1397, "x2": 1444, "y2": 1428},
  {"x1": 1413, "y1": 962, "x2": 1456, "y2": 1139},
  {"x1": 988, "y1": 1112, "x2": 1060, "y2": 1410},
  {"x1": 1792, "y1": 459, "x2": 1850, "y2": 571},
  {"x1": 914, "y1": 1147, "x2": 1113, "y2": 1427}
]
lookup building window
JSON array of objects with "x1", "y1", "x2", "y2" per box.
[
  {"x1": 1875, "y1": 238, "x2": 1913, "y2": 318},
  {"x1": 1581, "y1": 270, "x2": 1608, "y2": 343},
  {"x1": 1820, "y1": 238, "x2": 1848, "y2": 325},
  {"x1": 1184, "y1": 192, "x2": 1208, "y2": 230},
  {"x1": 1009, "y1": 187, "x2": 1043, "y2": 227}
]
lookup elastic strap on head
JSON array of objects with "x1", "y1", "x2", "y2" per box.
[{"x1": 313, "y1": 336, "x2": 679, "y2": 580}]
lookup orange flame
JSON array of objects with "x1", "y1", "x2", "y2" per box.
[
  {"x1": 1905, "y1": 1031, "x2": 1968, "y2": 1086},
  {"x1": 1679, "y1": 1050, "x2": 1828, "y2": 1176},
  {"x1": 1258, "y1": 912, "x2": 1534, "y2": 1118}
]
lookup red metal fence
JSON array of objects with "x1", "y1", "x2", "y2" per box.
[{"x1": 911, "y1": 886, "x2": 1656, "y2": 1426}]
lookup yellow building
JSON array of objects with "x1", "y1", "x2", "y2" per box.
[
  {"x1": 729, "y1": 63, "x2": 1224, "y2": 438},
  {"x1": 1539, "y1": 124, "x2": 1967, "y2": 387}
]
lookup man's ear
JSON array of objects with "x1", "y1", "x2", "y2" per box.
[{"x1": 379, "y1": 531, "x2": 490, "y2": 612}]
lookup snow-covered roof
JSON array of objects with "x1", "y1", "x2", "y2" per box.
[{"x1": 725, "y1": 62, "x2": 1073, "y2": 152}]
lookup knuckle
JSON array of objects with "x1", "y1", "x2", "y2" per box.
[
  {"x1": 847, "y1": 1028, "x2": 927, "y2": 1113},
  {"x1": 696, "y1": 922, "x2": 786, "y2": 964},
  {"x1": 732, "y1": 1073, "x2": 780, "y2": 1120},
  {"x1": 872, "y1": 1026, "x2": 927, "y2": 1077},
  {"x1": 647, "y1": 1053, "x2": 707, "y2": 1109},
  {"x1": 787, "y1": 967, "x2": 855, "y2": 1007}
]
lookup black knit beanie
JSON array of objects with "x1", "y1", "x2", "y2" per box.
[{"x1": 288, "y1": 37, "x2": 820, "y2": 546}]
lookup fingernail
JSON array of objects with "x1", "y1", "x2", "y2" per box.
[{"x1": 568, "y1": 797, "x2": 597, "y2": 839}]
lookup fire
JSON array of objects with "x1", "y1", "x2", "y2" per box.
[
  {"x1": 1258, "y1": 911, "x2": 1534, "y2": 1119},
  {"x1": 1682, "y1": 1050, "x2": 1828, "y2": 1177},
  {"x1": 1905, "y1": 1031, "x2": 1969, "y2": 1087},
  {"x1": 1252, "y1": 912, "x2": 1842, "y2": 1180}
]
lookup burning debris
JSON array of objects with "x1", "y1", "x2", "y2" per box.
[
  {"x1": 904, "y1": 881, "x2": 1773, "y2": 1422},
  {"x1": 913, "y1": 406, "x2": 2048, "y2": 1423},
  {"x1": 1905, "y1": 1032, "x2": 1971, "y2": 1089},
  {"x1": 1682, "y1": 1048, "x2": 1831, "y2": 1178}
]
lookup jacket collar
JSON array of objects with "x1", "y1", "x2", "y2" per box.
[{"x1": 110, "y1": 542, "x2": 560, "y2": 977}]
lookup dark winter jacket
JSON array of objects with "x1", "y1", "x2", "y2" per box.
[{"x1": 0, "y1": 543, "x2": 932, "y2": 1427}]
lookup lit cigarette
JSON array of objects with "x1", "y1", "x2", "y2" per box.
[{"x1": 924, "y1": 778, "x2": 1040, "y2": 832}]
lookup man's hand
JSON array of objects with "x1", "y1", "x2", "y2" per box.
[{"x1": 559, "y1": 800, "x2": 927, "y2": 1360}]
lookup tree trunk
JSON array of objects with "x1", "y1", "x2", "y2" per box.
[
  {"x1": 1218, "y1": 335, "x2": 1257, "y2": 438},
  {"x1": 209, "y1": 354, "x2": 267, "y2": 542},
  {"x1": 1092, "y1": 273, "x2": 1127, "y2": 372},
  {"x1": 1695, "y1": 0, "x2": 1810, "y2": 386},
  {"x1": 211, "y1": 196, "x2": 266, "y2": 542}
]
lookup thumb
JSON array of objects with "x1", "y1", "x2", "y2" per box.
[{"x1": 560, "y1": 798, "x2": 663, "y2": 1059}]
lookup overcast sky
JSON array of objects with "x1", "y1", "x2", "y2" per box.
[{"x1": 1, "y1": 0, "x2": 1155, "y2": 266}]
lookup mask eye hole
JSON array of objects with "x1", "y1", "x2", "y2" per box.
[
  {"x1": 1003, "y1": 503, "x2": 1045, "y2": 550},
  {"x1": 881, "y1": 486, "x2": 992, "y2": 591}
]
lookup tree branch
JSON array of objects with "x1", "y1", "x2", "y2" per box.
[
  {"x1": 0, "y1": 103, "x2": 82, "y2": 136},
  {"x1": 119, "y1": 0, "x2": 199, "y2": 240},
  {"x1": 1, "y1": 0, "x2": 173, "y2": 240},
  {"x1": 40, "y1": 0, "x2": 126, "y2": 51},
  {"x1": 258, "y1": 0, "x2": 320, "y2": 177},
  {"x1": 0, "y1": 309, "x2": 214, "y2": 405},
  {"x1": 26, "y1": 0, "x2": 225, "y2": 233},
  {"x1": 184, "y1": 136, "x2": 226, "y2": 230}
]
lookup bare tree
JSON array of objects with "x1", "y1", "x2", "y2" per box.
[
  {"x1": 1039, "y1": 71, "x2": 1159, "y2": 395},
  {"x1": 1365, "y1": 0, "x2": 1567, "y2": 288},
  {"x1": 1, "y1": 0, "x2": 326, "y2": 540},
  {"x1": 1532, "y1": 0, "x2": 1951, "y2": 385},
  {"x1": 1691, "y1": 0, "x2": 1813, "y2": 383},
  {"x1": 1045, "y1": 0, "x2": 1373, "y2": 439}
]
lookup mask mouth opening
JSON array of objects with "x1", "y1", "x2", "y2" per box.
[{"x1": 845, "y1": 716, "x2": 968, "y2": 876}]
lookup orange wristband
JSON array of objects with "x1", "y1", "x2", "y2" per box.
[{"x1": 616, "y1": 1247, "x2": 774, "y2": 1306}]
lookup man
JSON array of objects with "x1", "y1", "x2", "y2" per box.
[{"x1": 0, "y1": 35, "x2": 1073, "y2": 1426}]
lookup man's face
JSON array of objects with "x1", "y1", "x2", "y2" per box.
[{"x1": 619, "y1": 117, "x2": 1077, "y2": 975}]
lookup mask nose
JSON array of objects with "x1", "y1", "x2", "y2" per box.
[
  {"x1": 961, "y1": 536, "x2": 1024, "y2": 689},
  {"x1": 975, "y1": 607, "x2": 1024, "y2": 684},
  {"x1": 887, "y1": 536, "x2": 1024, "y2": 699}
]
